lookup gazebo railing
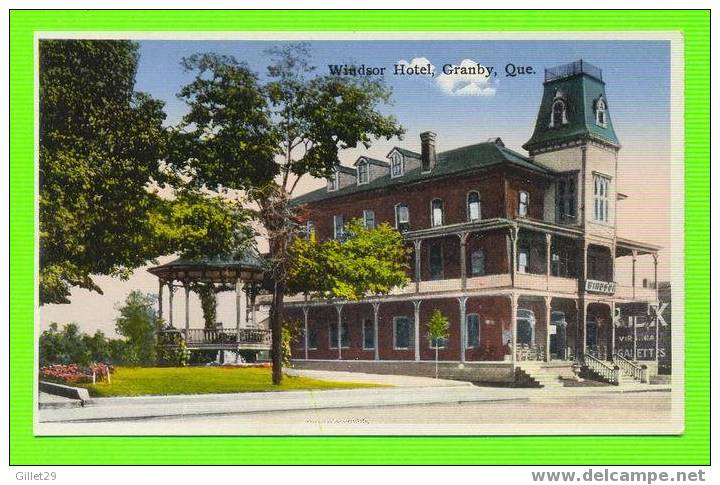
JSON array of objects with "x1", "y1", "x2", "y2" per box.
[{"x1": 183, "y1": 328, "x2": 271, "y2": 347}]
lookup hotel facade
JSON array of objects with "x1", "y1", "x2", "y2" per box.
[{"x1": 280, "y1": 61, "x2": 663, "y2": 385}]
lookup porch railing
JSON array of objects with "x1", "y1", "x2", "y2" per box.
[
  {"x1": 584, "y1": 354, "x2": 619, "y2": 385},
  {"x1": 613, "y1": 353, "x2": 647, "y2": 383},
  {"x1": 514, "y1": 344, "x2": 546, "y2": 362}
]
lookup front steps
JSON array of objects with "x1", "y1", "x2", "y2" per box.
[
  {"x1": 580, "y1": 357, "x2": 646, "y2": 385},
  {"x1": 515, "y1": 362, "x2": 569, "y2": 388}
]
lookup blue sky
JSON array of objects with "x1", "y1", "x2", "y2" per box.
[{"x1": 136, "y1": 39, "x2": 671, "y2": 157}]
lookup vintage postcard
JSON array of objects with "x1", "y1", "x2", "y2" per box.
[{"x1": 34, "y1": 31, "x2": 685, "y2": 437}]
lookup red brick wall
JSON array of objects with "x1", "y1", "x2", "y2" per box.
[
  {"x1": 466, "y1": 296, "x2": 512, "y2": 361},
  {"x1": 504, "y1": 172, "x2": 547, "y2": 220},
  {"x1": 302, "y1": 169, "x2": 511, "y2": 241},
  {"x1": 465, "y1": 229, "x2": 509, "y2": 275}
]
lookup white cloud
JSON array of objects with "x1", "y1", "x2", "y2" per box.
[
  {"x1": 436, "y1": 59, "x2": 497, "y2": 97},
  {"x1": 395, "y1": 57, "x2": 435, "y2": 76}
]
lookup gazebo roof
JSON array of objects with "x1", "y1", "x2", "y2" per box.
[{"x1": 148, "y1": 249, "x2": 267, "y2": 283}]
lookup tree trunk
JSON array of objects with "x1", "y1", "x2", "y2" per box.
[
  {"x1": 435, "y1": 347, "x2": 439, "y2": 379},
  {"x1": 271, "y1": 279, "x2": 285, "y2": 385}
]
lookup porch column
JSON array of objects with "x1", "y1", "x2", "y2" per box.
[
  {"x1": 458, "y1": 232, "x2": 468, "y2": 290},
  {"x1": 168, "y1": 281, "x2": 174, "y2": 327},
  {"x1": 510, "y1": 294, "x2": 518, "y2": 368},
  {"x1": 413, "y1": 240, "x2": 423, "y2": 292},
  {"x1": 653, "y1": 253, "x2": 660, "y2": 363},
  {"x1": 302, "y1": 305, "x2": 310, "y2": 360},
  {"x1": 413, "y1": 300, "x2": 421, "y2": 361},
  {"x1": 633, "y1": 315, "x2": 638, "y2": 361},
  {"x1": 372, "y1": 302, "x2": 381, "y2": 361},
  {"x1": 184, "y1": 283, "x2": 190, "y2": 339},
  {"x1": 581, "y1": 300, "x2": 588, "y2": 359},
  {"x1": 458, "y1": 296, "x2": 468, "y2": 363},
  {"x1": 544, "y1": 295, "x2": 551, "y2": 362},
  {"x1": 509, "y1": 227, "x2": 518, "y2": 285},
  {"x1": 335, "y1": 303, "x2": 344, "y2": 360},
  {"x1": 158, "y1": 280, "x2": 164, "y2": 322},
  {"x1": 610, "y1": 301, "x2": 616, "y2": 360},
  {"x1": 545, "y1": 233, "x2": 552, "y2": 290},
  {"x1": 631, "y1": 250, "x2": 637, "y2": 300}
]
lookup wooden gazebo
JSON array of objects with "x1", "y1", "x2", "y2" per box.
[{"x1": 147, "y1": 250, "x2": 271, "y2": 353}]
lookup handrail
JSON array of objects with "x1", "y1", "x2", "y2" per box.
[
  {"x1": 170, "y1": 328, "x2": 271, "y2": 346},
  {"x1": 584, "y1": 354, "x2": 619, "y2": 384},
  {"x1": 613, "y1": 353, "x2": 646, "y2": 382}
]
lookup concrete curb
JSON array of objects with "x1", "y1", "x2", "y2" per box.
[{"x1": 39, "y1": 381, "x2": 92, "y2": 405}]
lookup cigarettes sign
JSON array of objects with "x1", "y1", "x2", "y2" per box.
[{"x1": 584, "y1": 279, "x2": 616, "y2": 294}]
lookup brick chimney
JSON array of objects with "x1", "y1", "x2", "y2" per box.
[{"x1": 420, "y1": 131, "x2": 437, "y2": 172}]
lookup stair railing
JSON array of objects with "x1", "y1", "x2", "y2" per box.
[
  {"x1": 613, "y1": 353, "x2": 647, "y2": 383},
  {"x1": 584, "y1": 354, "x2": 619, "y2": 385}
]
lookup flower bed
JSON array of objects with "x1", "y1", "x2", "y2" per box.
[{"x1": 40, "y1": 363, "x2": 114, "y2": 384}]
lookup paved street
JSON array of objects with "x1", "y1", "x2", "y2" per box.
[{"x1": 37, "y1": 387, "x2": 679, "y2": 436}]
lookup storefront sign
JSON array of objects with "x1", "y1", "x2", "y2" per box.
[{"x1": 585, "y1": 279, "x2": 616, "y2": 294}]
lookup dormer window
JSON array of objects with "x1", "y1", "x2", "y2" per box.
[
  {"x1": 550, "y1": 99, "x2": 568, "y2": 127},
  {"x1": 357, "y1": 159, "x2": 369, "y2": 185},
  {"x1": 327, "y1": 170, "x2": 339, "y2": 191},
  {"x1": 390, "y1": 152, "x2": 404, "y2": 178},
  {"x1": 595, "y1": 97, "x2": 607, "y2": 127}
]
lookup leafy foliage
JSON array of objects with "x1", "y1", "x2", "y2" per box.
[
  {"x1": 39, "y1": 40, "x2": 255, "y2": 304},
  {"x1": 114, "y1": 291, "x2": 159, "y2": 367},
  {"x1": 170, "y1": 43, "x2": 404, "y2": 384},
  {"x1": 287, "y1": 219, "x2": 410, "y2": 300},
  {"x1": 427, "y1": 309, "x2": 450, "y2": 345},
  {"x1": 156, "y1": 331, "x2": 190, "y2": 367}
]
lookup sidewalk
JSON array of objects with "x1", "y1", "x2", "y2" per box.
[{"x1": 38, "y1": 376, "x2": 670, "y2": 424}]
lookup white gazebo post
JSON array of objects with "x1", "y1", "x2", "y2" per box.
[
  {"x1": 158, "y1": 280, "x2": 164, "y2": 322},
  {"x1": 168, "y1": 280, "x2": 174, "y2": 327},
  {"x1": 184, "y1": 283, "x2": 190, "y2": 339},
  {"x1": 235, "y1": 276, "x2": 242, "y2": 335}
]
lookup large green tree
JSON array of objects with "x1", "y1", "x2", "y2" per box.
[
  {"x1": 114, "y1": 291, "x2": 158, "y2": 367},
  {"x1": 169, "y1": 44, "x2": 404, "y2": 383},
  {"x1": 39, "y1": 40, "x2": 253, "y2": 304}
]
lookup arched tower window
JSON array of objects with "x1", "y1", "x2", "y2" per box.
[
  {"x1": 550, "y1": 99, "x2": 568, "y2": 127},
  {"x1": 595, "y1": 97, "x2": 607, "y2": 127},
  {"x1": 467, "y1": 191, "x2": 481, "y2": 221}
]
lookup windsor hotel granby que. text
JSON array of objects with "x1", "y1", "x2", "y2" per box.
[{"x1": 278, "y1": 61, "x2": 667, "y2": 385}]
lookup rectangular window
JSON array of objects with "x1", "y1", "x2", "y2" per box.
[
  {"x1": 362, "y1": 319, "x2": 375, "y2": 350},
  {"x1": 518, "y1": 191, "x2": 529, "y2": 217},
  {"x1": 333, "y1": 215, "x2": 345, "y2": 240},
  {"x1": 357, "y1": 162, "x2": 368, "y2": 184},
  {"x1": 557, "y1": 176, "x2": 577, "y2": 223},
  {"x1": 304, "y1": 220, "x2": 314, "y2": 239},
  {"x1": 431, "y1": 199, "x2": 444, "y2": 227},
  {"x1": 329, "y1": 321, "x2": 349, "y2": 349},
  {"x1": 466, "y1": 314, "x2": 480, "y2": 348},
  {"x1": 363, "y1": 210, "x2": 375, "y2": 230},
  {"x1": 593, "y1": 174, "x2": 610, "y2": 223},
  {"x1": 391, "y1": 154, "x2": 404, "y2": 177},
  {"x1": 518, "y1": 249, "x2": 529, "y2": 274},
  {"x1": 308, "y1": 327, "x2": 318, "y2": 350},
  {"x1": 429, "y1": 243, "x2": 444, "y2": 280},
  {"x1": 471, "y1": 249, "x2": 486, "y2": 277},
  {"x1": 395, "y1": 204, "x2": 410, "y2": 232},
  {"x1": 327, "y1": 171, "x2": 338, "y2": 191},
  {"x1": 393, "y1": 316, "x2": 412, "y2": 350}
]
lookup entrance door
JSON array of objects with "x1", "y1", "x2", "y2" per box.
[{"x1": 549, "y1": 311, "x2": 568, "y2": 360}]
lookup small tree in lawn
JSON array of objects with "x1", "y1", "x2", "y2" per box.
[{"x1": 427, "y1": 310, "x2": 450, "y2": 379}]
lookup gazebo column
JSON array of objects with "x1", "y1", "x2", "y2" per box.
[
  {"x1": 158, "y1": 280, "x2": 164, "y2": 322},
  {"x1": 184, "y1": 283, "x2": 190, "y2": 339},
  {"x1": 235, "y1": 276, "x2": 242, "y2": 337},
  {"x1": 168, "y1": 280, "x2": 174, "y2": 327}
]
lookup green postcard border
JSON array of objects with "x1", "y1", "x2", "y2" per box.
[{"x1": 9, "y1": 10, "x2": 710, "y2": 465}]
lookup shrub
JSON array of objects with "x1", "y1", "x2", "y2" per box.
[{"x1": 40, "y1": 362, "x2": 114, "y2": 384}]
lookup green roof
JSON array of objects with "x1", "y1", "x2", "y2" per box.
[
  {"x1": 291, "y1": 140, "x2": 555, "y2": 206},
  {"x1": 355, "y1": 156, "x2": 390, "y2": 167},
  {"x1": 336, "y1": 165, "x2": 357, "y2": 175},
  {"x1": 389, "y1": 147, "x2": 421, "y2": 158},
  {"x1": 523, "y1": 61, "x2": 620, "y2": 152},
  {"x1": 152, "y1": 249, "x2": 266, "y2": 272}
]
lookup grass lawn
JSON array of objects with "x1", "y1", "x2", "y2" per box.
[{"x1": 81, "y1": 366, "x2": 385, "y2": 397}]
